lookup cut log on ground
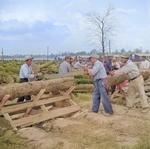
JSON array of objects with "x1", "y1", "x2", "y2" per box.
[{"x1": 0, "y1": 77, "x2": 76, "y2": 100}]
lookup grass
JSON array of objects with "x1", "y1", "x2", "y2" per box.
[
  {"x1": 0, "y1": 127, "x2": 28, "y2": 149},
  {"x1": 73, "y1": 93, "x2": 93, "y2": 103},
  {"x1": 131, "y1": 122, "x2": 150, "y2": 149}
]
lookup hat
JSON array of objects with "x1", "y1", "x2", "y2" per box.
[
  {"x1": 121, "y1": 54, "x2": 130, "y2": 58},
  {"x1": 65, "y1": 55, "x2": 72, "y2": 59},
  {"x1": 25, "y1": 55, "x2": 34, "y2": 61},
  {"x1": 89, "y1": 54, "x2": 99, "y2": 59},
  {"x1": 107, "y1": 53, "x2": 114, "y2": 57}
]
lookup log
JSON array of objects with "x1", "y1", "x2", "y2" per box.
[
  {"x1": 107, "y1": 74, "x2": 130, "y2": 86},
  {"x1": 0, "y1": 77, "x2": 76, "y2": 100}
]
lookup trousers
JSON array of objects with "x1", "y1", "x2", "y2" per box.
[
  {"x1": 92, "y1": 80, "x2": 114, "y2": 114},
  {"x1": 126, "y1": 75, "x2": 149, "y2": 108},
  {"x1": 17, "y1": 78, "x2": 31, "y2": 102}
]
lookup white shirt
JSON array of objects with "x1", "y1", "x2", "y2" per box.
[
  {"x1": 140, "y1": 60, "x2": 150, "y2": 69},
  {"x1": 19, "y1": 63, "x2": 34, "y2": 79},
  {"x1": 115, "y1": 62, "x2": 120, "y2": 69},
  {"x1": 74, "y1": 61, "x2": 82, "y2": 69},
  {"x1": 115, "y1": 60, "x2": 140, "y2": 79}
]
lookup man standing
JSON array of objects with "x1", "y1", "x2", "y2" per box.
[
  {"x1": 59, "y1": 55, "x2": 72, "y2": 74},
  {"x1": 140, "y1": 55, "x2": 150, "y2": 69},
  {"x1": 105, "y1": 54, "x2": 114, "y2": 74},
  {"x1": 111, "y1": 55, "x2": 149, "y2": 113},
  {"x1": 17, "y1": 55, "x2": 35, "y2": 102},
  {"x1": 74, "y1": 56, "x2": 84, "y2": 70},
  {"x1": 84, "y1": 54, "x2": 114, "y2": 115}
]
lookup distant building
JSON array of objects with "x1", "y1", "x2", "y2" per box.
[{"x1": 130, "y1": 53, "x2": 150, "y2": 62}]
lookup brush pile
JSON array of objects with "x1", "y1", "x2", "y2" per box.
[{"x1": 0, "y1": 60, "x2": 23, "y2": 84}]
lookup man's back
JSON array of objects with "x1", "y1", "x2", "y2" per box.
[{"x1": 59, "y1": 61, "x2": 71, "y2": 74}]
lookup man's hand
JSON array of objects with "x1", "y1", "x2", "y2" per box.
[
  {"x1": 84, "y1": 67, "x2": 89, "y2": 71},
  {"x1": 109, "y1": 71, "x2": 115, "y2": 76}
]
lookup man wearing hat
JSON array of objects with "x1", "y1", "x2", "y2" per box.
[
  {"x1": 105, "y1": 54, "x2": 114, "y2": 74},
  {"x1": 110, "y1": 54, "x2": 149, "y2": 113},
  {"x1": 140, "y1": 55, "x2": 150, "y2": 69},
  {"x1": 59, "y1": 55, "x2": 72, "y2": 74},
  {"x1": 84, "y1": 54, "x2": 114, "y2": 115},
  {"x1": 17, "y1": 55, "x2": 35, "y2": 102},
  {"x1": 74, "y1": 56, "x2": 84, "y2": 70}
]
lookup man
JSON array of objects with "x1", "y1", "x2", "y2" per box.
[
  {"x1": 111, "y1": 54, "x2": 149, "y2": 113},
  {"x1": 74, "y1": 56, "x2": 84, "y2": 70},
  {"x1": 140, "y1": 55, "x2": 150, "y2": 69},
  {"x1": 84, "y1": 54, "x2": 114, "y2": 115},
  {"x1": 105, "y1": 54, "x2": 114, "y2": 74},
  {"x1": 112, "y1": 58, "x2": 120, "y2": 70},
  {"x1": 59, "y1": 55, "x2": 72, "y2": 74},
  {"x1": 105, "y1": 54, "x2": 116, "y2": 94},
  {"x1": 17, "y1": 55, "x2": 35, "y2": 102}
]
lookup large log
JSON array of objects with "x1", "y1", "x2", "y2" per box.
[
  {"x1": 0, "y1": 77, "x2": 76, "y2": 100},
  {"x1": 107, "y1": 74, "x2": 130, "y2": 86},
  {"x1": 107, "y1": 71, "x2": 150, "y2": 86}
]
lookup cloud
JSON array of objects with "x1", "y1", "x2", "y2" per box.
[{"x1": 116, "y1": 8, "x2": 136, "y2": 14}]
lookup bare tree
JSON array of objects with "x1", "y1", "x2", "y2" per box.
[{"x1": 86, "y1": 4, "x2": 116, "y2": 63}]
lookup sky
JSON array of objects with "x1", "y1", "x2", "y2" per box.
[{"x1": 0, "y1": 0, "x2": 150, "y2": 55}]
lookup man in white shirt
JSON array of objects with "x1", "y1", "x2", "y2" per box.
[
  {"x1": 110, "y1": 54, "x2": 149, "y2": 113},
  {"x1": 17, "y1": 55, "x2": 35, "y2": 102},
  {"x1": 74, "y1": 57, "x2": 84, "y2": 69},
  {"x1": 140, "y1": 56, "x2": 149, "y2": 69}
]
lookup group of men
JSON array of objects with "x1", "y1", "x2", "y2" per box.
[
  {"x1": 1, "y1": 53, "x2": 148, "y2": 115},
  {"x1": 59, "y1": 54, "x2": 149, "y2": 114}
]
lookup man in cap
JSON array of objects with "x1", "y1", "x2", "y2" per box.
[
  {"x1": 105, "y1": 54, "x2": 114, "y2": 74},
  {"x1": 110, "y1": 54, "x2": 149, "y2": 113},
  {"x1": 84, "y1": 54, "x2": 114, "y2": 115},
  {"x1": 59, "y1": 55, "x2": 72, "y2": 74},
  {"x1": 74, "y1": 56, "x2": 84, "y2": 70},
  {"x1": 140, "y1": 55, "x2": 150, "y2": 69},
  {"x1": 17, "y1": 55, "x2": 35, "y2": 102}
]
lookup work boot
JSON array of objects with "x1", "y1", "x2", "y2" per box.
[{"x1": 141, "y1": 107, "x2": 149, "y2": 113}]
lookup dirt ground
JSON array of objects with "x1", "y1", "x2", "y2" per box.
[{"x1": 1, "y1": 93, "x2": 150, "y2": 149}]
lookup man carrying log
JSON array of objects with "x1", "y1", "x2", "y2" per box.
[
  {"x1": 59, "y1": 55, "x2": 72, "y2": 74},
  {"x1": 17, "y1": 55, "x2": 35, "y2": 102},
  {"x1": 84, "y1": 54, "x2": 114, "y2": 116},
  {"x1": 110, "y1": 54, "x2": 149, "y2": 113}
]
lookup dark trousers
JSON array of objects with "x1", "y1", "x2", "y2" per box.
[
  {"x1": 17, "y1": 78, "x2": 31, "y2": 102},
  {"x1": 92, "y1": 80, "x2": 113, "y2": 114}
]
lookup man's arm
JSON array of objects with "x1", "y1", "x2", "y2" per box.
[
  {"x1": 90, "y1": 63, "x2": 101, "y2": 76},
  {"x1": 67, "y1": 64, "x2": 72, "y2": 72}
]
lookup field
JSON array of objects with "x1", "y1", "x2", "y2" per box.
[{"x1": 0, "y1": 60, "x2": 150, "y2": 149}]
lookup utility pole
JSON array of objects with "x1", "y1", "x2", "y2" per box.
[
  {"x1": 109, "y1": 40, "x2": 111, "y2": 53},
  {"x1": 2, "y1": 48, "x2": 4, "y2": 61},
  {"x1": 47, "y1": 46, "x2": 49, "y2": 61}
]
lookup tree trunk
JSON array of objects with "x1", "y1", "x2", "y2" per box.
[
  {"x1": 0, "y1": 77, "x2": 76, "y2": 100},
  {"x1": 107, "y1": 74, "x2": 130, "y2": 85}
]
